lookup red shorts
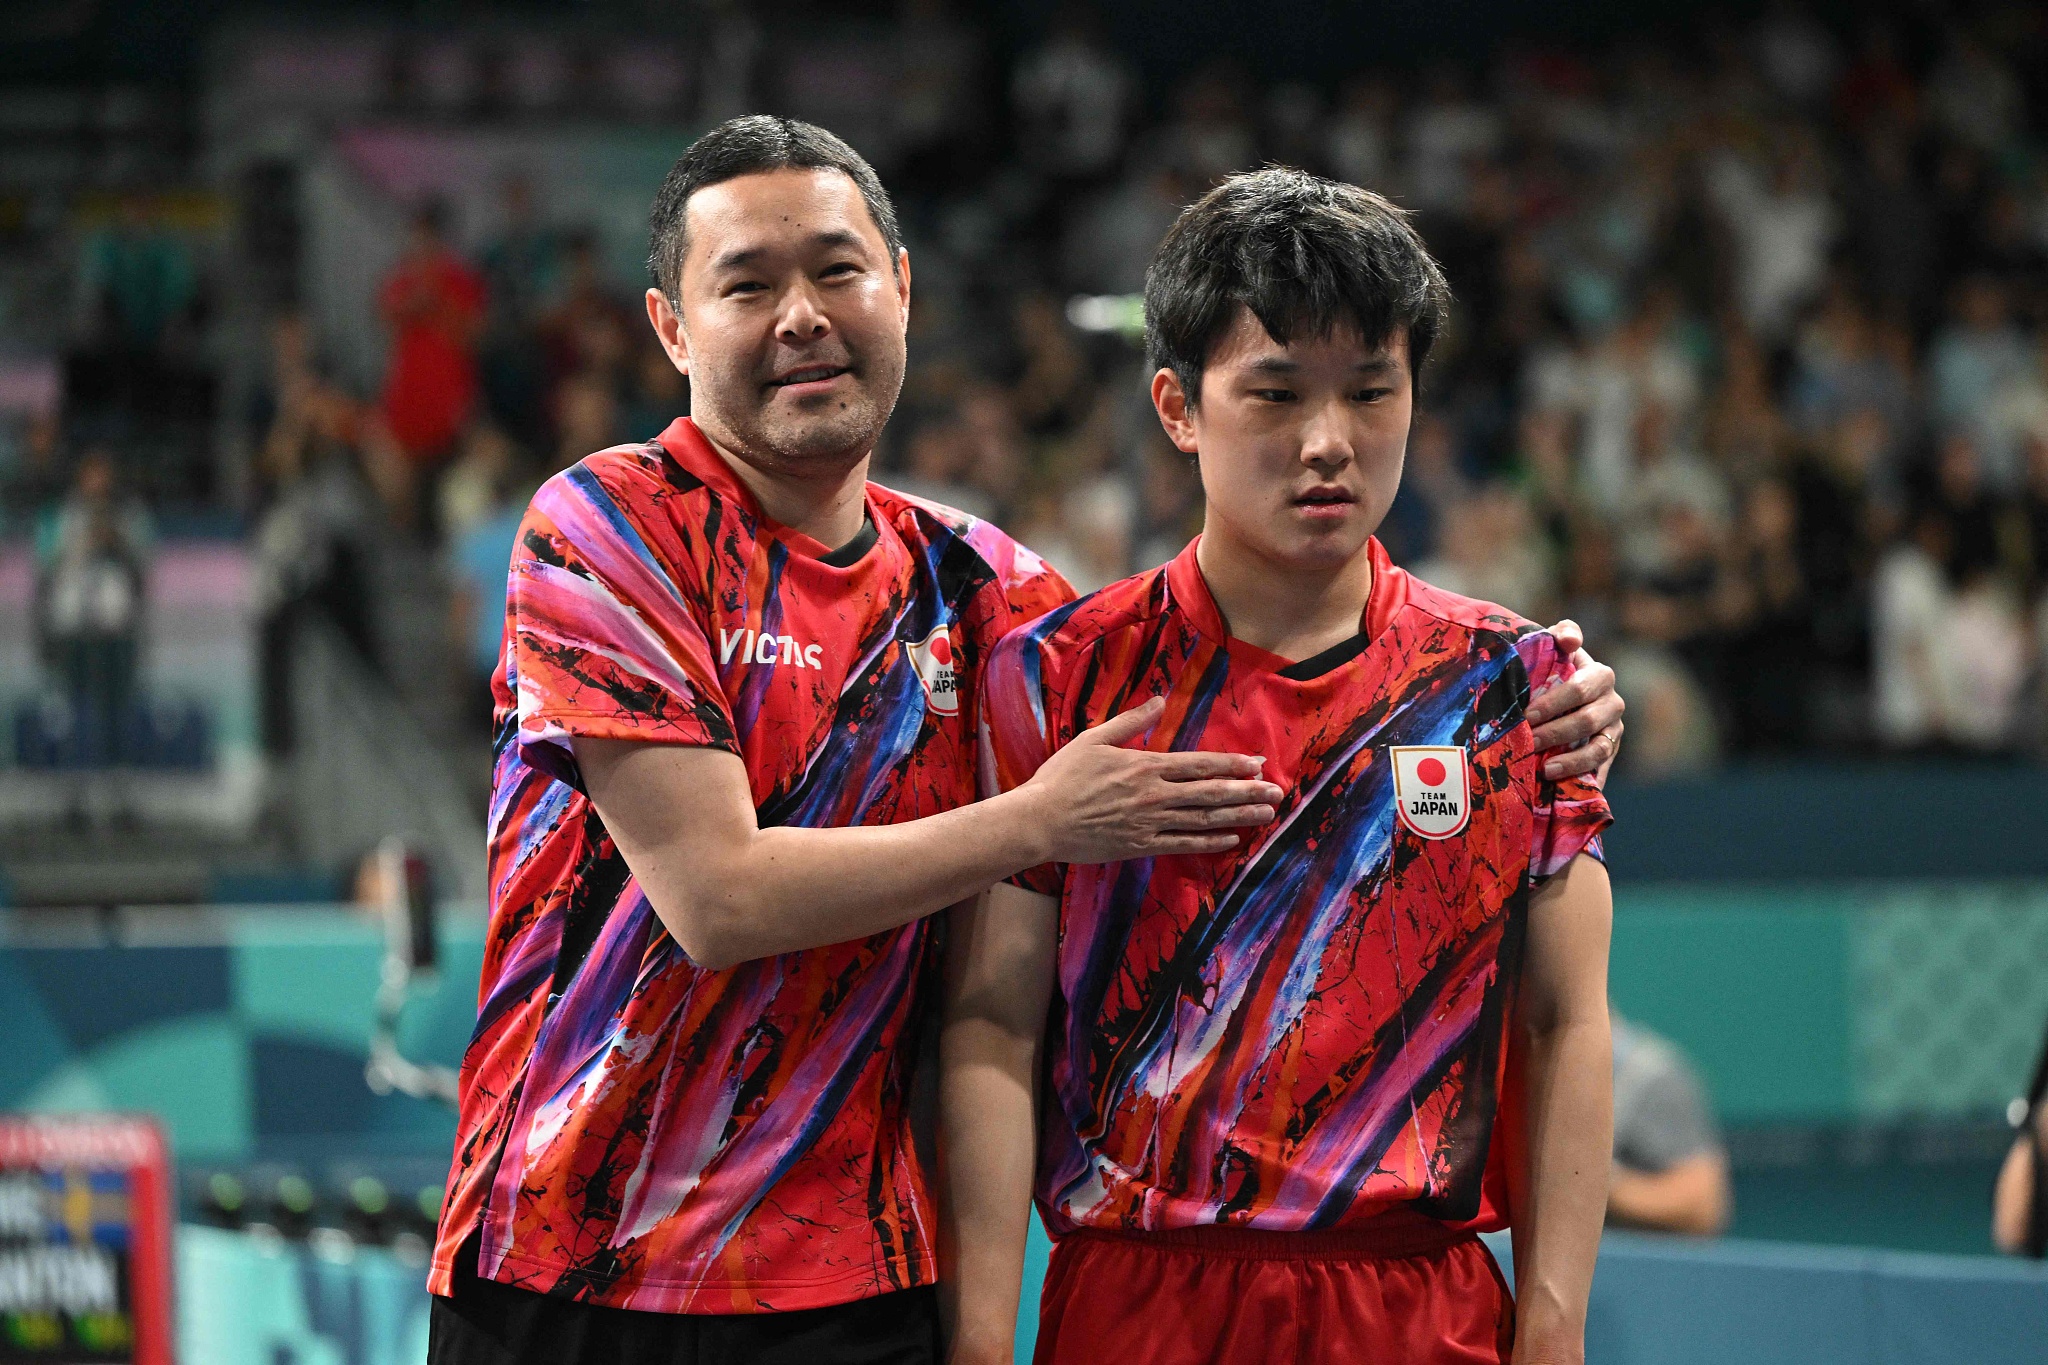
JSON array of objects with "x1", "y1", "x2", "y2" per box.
[{"x1": 1033, "y1": 1214, "x2": 1513, "y2": 1365}]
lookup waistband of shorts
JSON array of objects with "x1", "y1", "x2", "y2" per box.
[{"x1": 1060, "y1": 1209, "x2": 1478, "y2": 1262}]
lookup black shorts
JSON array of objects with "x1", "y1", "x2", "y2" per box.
[{"x1": 428, "y1": 1235, "x2": 941, "y2": 1365}]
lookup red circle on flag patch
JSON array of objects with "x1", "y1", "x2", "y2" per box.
[
  {"x1": 1417, "y1": 757, "x2": 1447, "y2": 786},
  {"x1": 929, "y1": 634, "x2": 952, "y2": 665}
]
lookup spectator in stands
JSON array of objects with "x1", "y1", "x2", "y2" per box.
[
  {"x1": 618, "y1": 341, "x2": 688, "y2": 445},
  {"x1": 1062, "y1": 157, "x2": 1194, "y2": 295},
  {"x1": 890, "y1": 0, "x2": 989, "y2": 194},
  {"x1": 477, "y1": 174, "x2": 559, "y2": 452},
  {"x1": 1414, "y1": 482, "x2": 1559, "y2": 622},
  {"x1": 375, "y1": 199, "x2": 487, "y2": 526},
  {"x1": 1940, "y1": 556, "x2": 2031, "y2": 751},
  {"x1": 437, "y1": 422, "x2": 520, "y2": 544},
  {"x1": 1618, "y1": 478, "x2": 1739, "y2": 715},
  {"x1": 1723, "y1": 477, "x2": 1814, "y2": 751},
  {"x1": 1848, "y1": 127, "x2": 1938, "y2": 328},
  {"x1": 1788, "y1": 281, "x2": 1909, "y2": 442},
  {"x1": 539, "y1": 229, "x2": 635, "y2": 392},
  {"x1": 251, "y1": 326, "x2": 381, "y2": 750},
  {"x1": 76, "y1": 192, "x2": 198, "y2": 357},
  {"x1": 891, "y1": 411, "x2": 996, "y2": 522},
  {"x1": 1925, "y1": 31, "x2": 2026, "y2": 156},
  {"x1": 1323, "y1": 73, "x2": 1394, "y2": 189},
  {"x1": 1608, "y1": 1014, "x2": 1731, "y2": 1236},
  {"x1": 549, "y1": 371, "x2": 622, "y2": 478},
  {"x1": 1929, "y1": 430, "x2": 2007, "y2": 585},
  {"x1": 1930, "y1": 277, "x2": 2034, "y2": 490},
  {"x1": 1, "y1": 409, "x2": 67, "y2": 535},
  {"x1": 1706, "y1": 133, "x2": 1837, "y2": 344},
  {"x1": 35, "y1": 449, "x2": 152, "y2": 765},
  {"x1": 1011, "y1": 6, "x2": 1133, "y2": 188},
  {"x1": 446, "y1": 453, "x2": 539, "y2": 735},
  {"x1": 1871, "y1": 481, "x2": 2029, "y2": 753},
  {"x1": 1871, "y1": 510, "x2": 1953, "y2": 750},
  {"x1": 1007, "y1": 292, "x2": 1094, "y2": 437}
]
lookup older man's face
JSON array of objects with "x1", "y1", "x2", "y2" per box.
[{"x1": 651, "y1": 167, "x2": 910, "y2": 484}]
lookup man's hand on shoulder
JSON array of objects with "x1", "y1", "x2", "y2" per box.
[{"x1": 1526, "y1": 619, "x2": 1624, "y2": 784}]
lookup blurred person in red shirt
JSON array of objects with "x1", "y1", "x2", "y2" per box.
[{"x1": 379, "y1": 200, "x2": 487, "y2": 517}]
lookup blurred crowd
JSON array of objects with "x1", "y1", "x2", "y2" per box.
[{"x1": 10, "y1": 4, "x2": 2048, "y2": 774}]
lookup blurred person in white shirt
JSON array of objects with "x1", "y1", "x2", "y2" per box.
[{"x1": 1707, "y1": 136, "x2": 1837, "y2": 344}]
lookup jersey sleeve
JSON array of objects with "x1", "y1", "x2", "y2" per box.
[
  {"x1": 1514, "y1": 631, "x2": 1613, "y2": 880},
  {"x1": 977, "y1": 626, "x2": 1065, "y2": 896},
  {"x1": 506, "y1": 463, "x2": 738, "y2": 790}
]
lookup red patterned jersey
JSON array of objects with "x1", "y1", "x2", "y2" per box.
[
  {"x1": 981, "y1": 537, "x2": 1610, "y2": 1237},
  {"x1": 430, "y1": 417, "x2": 1072, "y2": 1313}
]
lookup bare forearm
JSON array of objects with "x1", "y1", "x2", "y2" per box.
[
  {"x1": 1993, "y1": 1134, "x2": 2035, "y2": 1254},
  {"x1": 1607, "y1": 1154, "x2": 1729, "y2": 1236},
  {"x1": 940, "y1": 887, "x2": 1057, "y2": 1365},
  {"x1": 939, "y1": 1019, "x2": 1038, "y2": 1364},
  {"x1": 1514, "y1": 1012, "x2": 1613, "y2": 1363},
  {"x1": 575, "y1": 698, "x2": 1280, "y2": 970},
  {"x1": 637, "y1": 789, "x2": 1051, "y2": 968}
]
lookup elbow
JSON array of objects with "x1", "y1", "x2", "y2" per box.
[
  {"x1": 1687, "y1": 1178, "x2": 1733, "y2": 1238},
  {"x1": 650, "y1": 893, "x2": 750, "y2": 972},
  {"x1": 679, "y1": 938, "x2": 746, "y2": 973}
]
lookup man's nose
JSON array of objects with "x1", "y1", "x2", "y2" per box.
[
  {"x1": 777, "y1": 283, "x2": 830, "y2": 342},
  {"x1": 1299, "y1": 404, "x2": 1356, "y2": 471}
]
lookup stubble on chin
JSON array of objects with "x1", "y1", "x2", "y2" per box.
[
  {"x1": 706, "y1": 366, "x2": 904, "y2": 481},
  {"x1": 755, "y1": 395, "x2": 885, "y2": 471}
]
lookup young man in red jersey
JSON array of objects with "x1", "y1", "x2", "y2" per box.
[
  {"x1": 946, "y1": 169, "x2": 1615, "y2": 1365},
  {"x1": 430, "y1": 116, "x2": 1623, "y2": 1365}
]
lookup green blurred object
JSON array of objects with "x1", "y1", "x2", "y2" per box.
[
  {"x1": 208, "y1": 1171, "x2": 245, "y2": 1214},
  {"x1": 276, "y1": 1174, "x2": 314, "y2": 1214},
  {"x1": 350, "y1": 1176, "x2": 389, "y2": 1215}
]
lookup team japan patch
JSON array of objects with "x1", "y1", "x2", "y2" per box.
[
  {"x1": 1389, "y1": 745, "x2": 1471, "y2": 839},
  {"x1": 906, "y1": 626, "x2": 961, "y2": 715}
]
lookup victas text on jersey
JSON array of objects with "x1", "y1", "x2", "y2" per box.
[{"x1": 719, "y1": 626, "x2": 825, "y2": 671}]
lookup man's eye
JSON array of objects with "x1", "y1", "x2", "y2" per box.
[
  {"x1": 726, "y1": 280, "x2": 767, "y2": 296},
  {"x1": 821, "y1": 262, "x2": 860, "y2": 278},
  {"x1": 1355, "y1": 387, "x2": 1392, "y2": 402},
  {"x1": 1251, "y1": 389, "x2": 1296, "y2": 402}
]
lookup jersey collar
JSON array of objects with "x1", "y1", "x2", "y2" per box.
[
  {"x1": 1164, "y1": 533, "x2": 1409, "y2": 674},
  {"x1": 656, "y1": 416, "x2": 880, "y2": 566}
]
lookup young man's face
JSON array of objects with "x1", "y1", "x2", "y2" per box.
[
  {"x1": 646, "y1": 167, "x2": 911, "y2": 480},
  {"x1": 1153, "y1": 308, "x2": 1414, "y2": 572}
]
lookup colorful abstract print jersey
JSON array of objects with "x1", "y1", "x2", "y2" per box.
[
  {"x1": 430, "y1": 418, "x2": 1071, "y2": 1313},
  {"x1": 982, "y1": 537, "x2": 1610, "y2": 1238}
]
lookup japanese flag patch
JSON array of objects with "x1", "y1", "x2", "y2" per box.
[
  {"x1": 906, "y1": 626, "x2": 961, "y2": 715},
  {"x1": 1390, "y1": 745, "x2": 1471, "y2": 839}
]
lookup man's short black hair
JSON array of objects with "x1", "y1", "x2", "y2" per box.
[
  {"x1": 647, "y1": 114, "x2": 904, "y2": 302},
  {"x1": 1144, "y1": 168, "x2": 1451, "y2": 404}
]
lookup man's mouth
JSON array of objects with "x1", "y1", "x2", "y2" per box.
[
  {"x1": 767, "y1": 364, "x2": 852, "y2": 389},
  {"x1": 1295, "y1": 486, "x2": 1358, "y2": 507}
]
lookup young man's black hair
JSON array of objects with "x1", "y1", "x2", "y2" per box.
[
  {"x1": 646, "y1": 114, "x2": 905, "y2": 302},
  {"x1": 1143, "y1": 167, "x2": 1452, "y2": 404}
]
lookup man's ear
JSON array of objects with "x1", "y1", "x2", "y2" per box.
[
  {"x1": 894, "y1": 248, "x2": 912, "y2": 334},
  {"x1": 645, "y1": 288, "x2": 690, "y2": 376},
  {"x1": 1150, "y1": 368, "x2": 1200, "y2": 455}
]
